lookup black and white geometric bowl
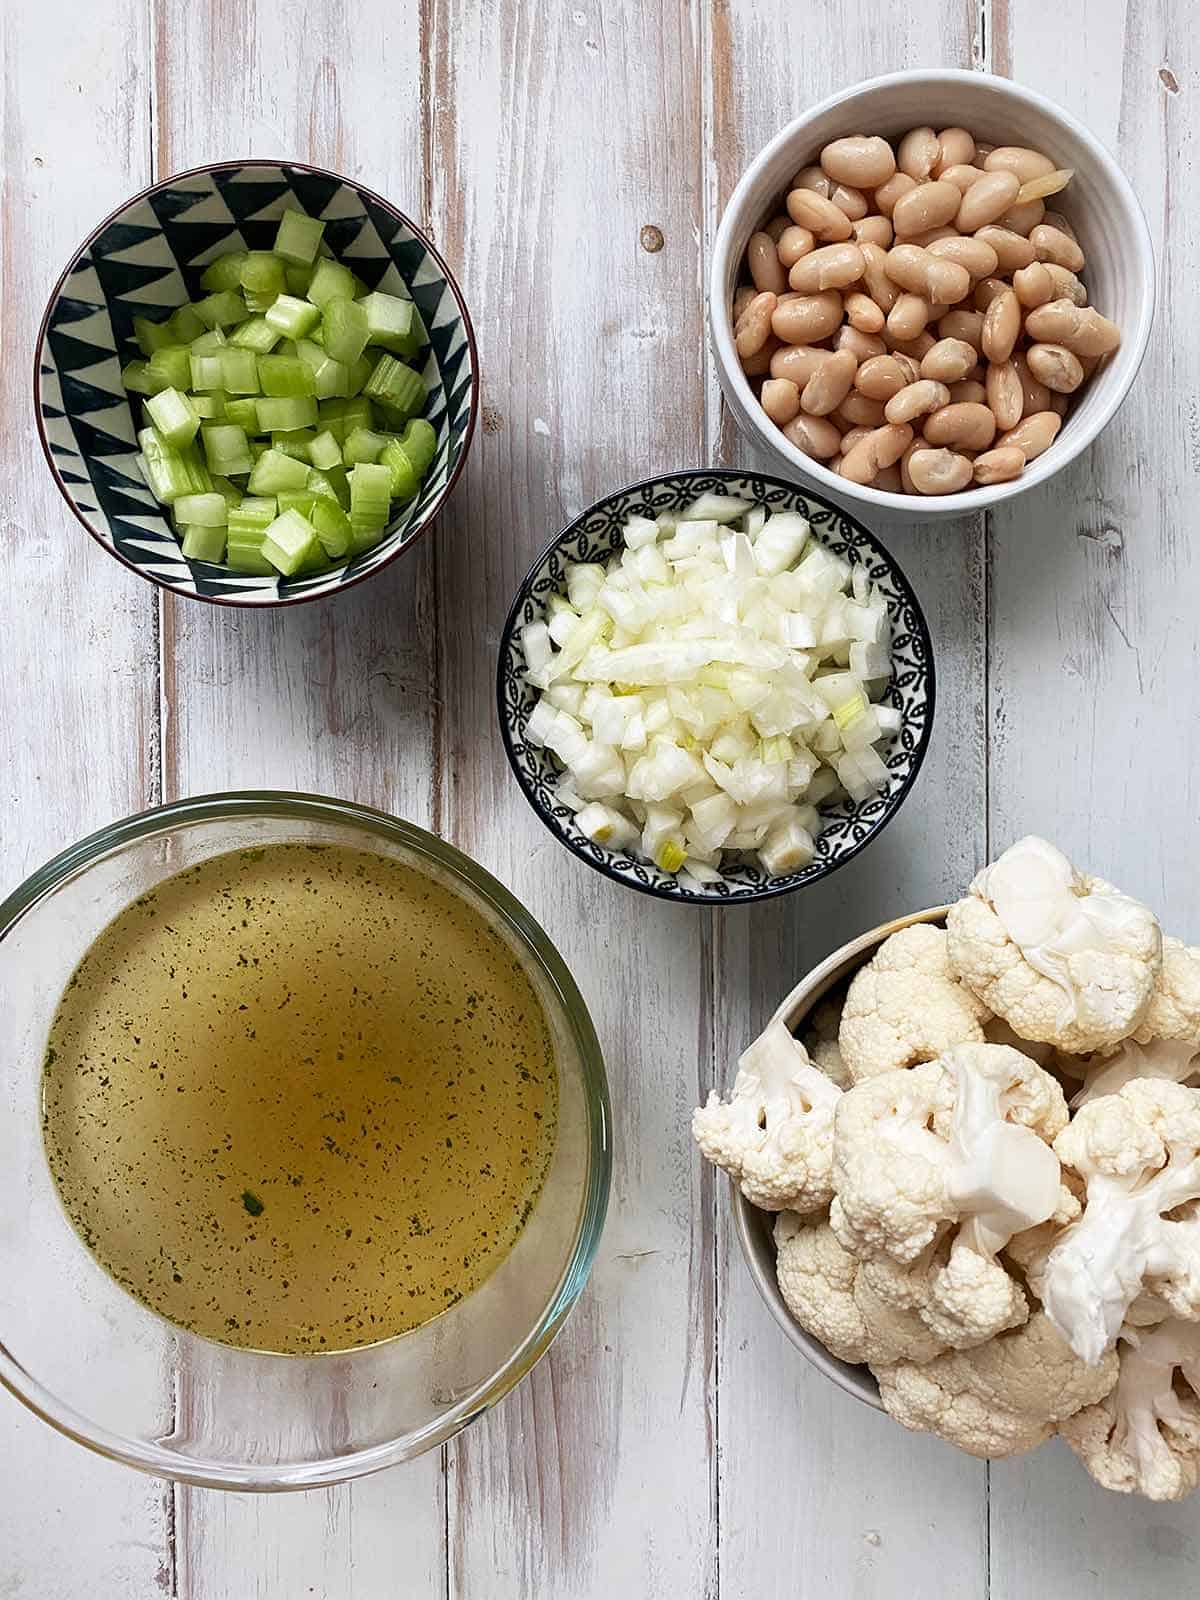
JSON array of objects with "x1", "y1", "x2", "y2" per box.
[
  {"x1": 35, "y1": 160, "x2": 478, "y2": 607},
  {"x1": 497, "y1": 469, "x2": 935, "y2": 905}
]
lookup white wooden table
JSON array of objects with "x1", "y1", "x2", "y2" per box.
[{"x1": 3, "y1": 2, "x2": 1197, "y2": 1594}]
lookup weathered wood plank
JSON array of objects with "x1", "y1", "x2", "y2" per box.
[
  {"x1": 151, "y1": 0, "x2": 446, "y2": 1592},
  {"x1": 703, "y1": 5, "x2": 991, "y2": 1595},
  {"x1": 0, "y1": 5, "x2": 173, "y2": 1596},
  {"x1": 987, "y1": 4, "x2": 1200, "y2": 1591},
  {"x1": 427, "y1": 2, "x2": 716, "y2": 1595}
]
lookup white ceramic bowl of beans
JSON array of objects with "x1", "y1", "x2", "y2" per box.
[{"x1": 710, "y1": 69, "x2": 1155, "y2": 517}]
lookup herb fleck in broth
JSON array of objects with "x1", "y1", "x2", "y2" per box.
[{"x1": 41, "y1": 843, "x2": 558, "y2": 1354}]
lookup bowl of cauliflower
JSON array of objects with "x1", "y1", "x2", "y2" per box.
[{"x1": 694, "y1": 835, "x2": 1200, "y2": 1503}]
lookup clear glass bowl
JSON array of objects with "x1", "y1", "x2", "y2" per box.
[{"x1": 0, "y1": 793, "x2": 610, "y2": 1489}]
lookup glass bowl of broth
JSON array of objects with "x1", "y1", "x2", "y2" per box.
[{"x1": 0, "y1": 792, "x2": 610, "y2": 1488}]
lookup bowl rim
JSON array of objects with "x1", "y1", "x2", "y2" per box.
[
  {"x1": 729, "y1": 903, "x2": 951, "y2": 1409},
  {"x1": 33, "y1": 157, "x2": 480, "y2": 610},
  {"x1": 495, "y1": 466, "x2": 937, "y2": 907},
  {"x1": 709, "y1": 67, "x2": 1157, "y2": 516},
  {"x1": 0, "y1": 790, "x2": 611, "y2": 1489}
]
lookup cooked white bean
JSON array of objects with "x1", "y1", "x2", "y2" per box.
[
  {"x1": 820, "y1": 135, "x2": 898, "y2": 188},
  {"x1": 907, "y1": 447, "x2": 973, "y2": 493}
]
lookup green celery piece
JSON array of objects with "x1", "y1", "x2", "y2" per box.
[
  {"x1": 247, "y1": 447, "x2": 310, "y2": 495},
  {"x1": 362, "y1": 353, "x2": 424, "y2": 420},
  {"x1": 296, "y1": 539, "x2": 336, "y2": 576},
  {"x1": 191, "y1": 392, "x2": 226, "y2": 420},
  {"x1": 306, "y1": 258, "x2": 357, "y2": 309},
  {"x1": 189, "y1": 352, "x2": 225, "y2": 391},
  {"x1": 200, "y1": 252, "x2": 248, "y2": 292},
  {"x1": 285, "y1": 261, "x2": 314, "y2": 296},
  {"x1": 270, "y1": 429, "x2": 315, "y2": 462},
  {"x1": 380, "y1": 438, "x2": 419, "y2": 501},
  {"x1": 190, "y1": 326, "x2": 228, "y2": 353},
  {"x1": 325, "y1": 464, "x2": 351, "y2": 509},
  {"x1": 277, "y1": 488, "x2": 319, "y2": 515},
  {"x1": 137, "y1": 426, "x2": 190, "y2": 504},
  {"x1": 218, "y1": 348, "x2": 261, "y2": 395},
  {"x1": 261, "y1": 507, "x2": 319, "y2": 575},
  {"x1": 177, "y1": 441, "x2": 214, "y2": 495},
  {"x1": 295, "y1": 339, "x2": 349, "y2": 400},
  {"x1": 224, "y1": 538, "x2": 276, "y2": 575},
  {"x1": 342, "y1": 426, "x2": 392, "y2": 465},
  {"x1": 223, "y1": 397, "x2": 259, "y2": 433},
  {"x1": 168, "y1": 303, "x2": 207, "y2": 344},
  {"x1": 305, "y1": 467, "x2": 338, "y2": 502},
  {"x1": 240, "y1": 252, "x2": 287, "y2": 299},
  {"x1": 265, "y1": 294, "x2": 322, "y2": 340},
  {"x1": 349, "y1": 460, "x2": 392, "y2": 525},
  {"x1": 317, "y1": 396, "x2": 373, "y2": 444},
  {"x1": 258, "y1": 354, "x2": 316, "y2": 398},
  {"x1": 180, "y1": 524, "x2": 227, "y2": 563},
  {"x1": 227, "y1": 496, "x2": 276, "y2": 540},
  {"x1": 399, "y1": 418, "x2": 437, "y2": 475},
  {"x1": 350, "y1": 513, "x2": 387, "y2": 554},
  {"x1": 229, "y1": 316, "x2": 282, "y2": 354},
  {"x1": 122, "y1": 360, "x2": 166, "y2": 397},
  {"x1": 133, "y1": 315, "x2": 174, "y2": 358},
  {"x1": 307, "y1": 429, "x2": 342, "y2": 470},
  {"x1": 322, "y1": 297, "x2": 370, "y2": 365},
  {"x1": 344, "y1": 352, "x2": 374, "y2": 397},
  {"x1": 195, "y1": 290, "x2": 248, "y2": 328},
  {"x1": 147, "y1": 344, "x2": 193, "y2": 392},
  {"x1": 210, "y1": 475, "x2": 242, "y2": 506},
  {"x1": 146, "y1": 387, "x2": 200, "y2": 448},
  {"x1": 174, "y1": 491, "x2": 228, "y2": 527},
  {"x1": 310, "y1": 496, "x2": 352, "y2": 558},
  {"x1": 256, "y1": 395, "x2": 317, "y2": 432},
  {"x1": 358, "y1": 291, "x2": 417, "y2": 354},
  {"x1": 201, "y1": 423, "x2": 253, "y2": 477},
  {"x1": 274, "y1": 209, "x2": 326, "y2": 266}
]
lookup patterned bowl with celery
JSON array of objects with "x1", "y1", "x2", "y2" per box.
[{"x1": 35, "y1": 160, "x2": 477, "y2": 607}]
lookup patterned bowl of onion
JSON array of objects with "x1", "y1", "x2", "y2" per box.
[{"x1": 497, "y1": 468, "x2": 935, "y2": 904}]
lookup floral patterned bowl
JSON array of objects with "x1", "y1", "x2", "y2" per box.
[
  {"x1": 496, "y1": 469, "x2": 935, "y2": 905},
  {"x1": 35, "y1": 160, "x2": 477, "y2": 607}
]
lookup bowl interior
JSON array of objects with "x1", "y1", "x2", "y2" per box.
[
  {"x1": 0, "y1": 795, "x2": 609, "y2": 1487},
  {"x1": 497, "y1": 469, "x2": 934, "y2": 904},
  {"x1": 712, "y1": 70, "x2": 1154, "y2": 516},
  {"x1": 37, "y1": 162, "x2": 476, "y2": 604}
]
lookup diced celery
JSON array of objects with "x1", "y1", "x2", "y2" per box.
[
  {"x1": 180, "y1": 524, "x2": 227, "y2": 563},
  {"x1": 349, "y1": 461, "x2": 393, "y2": 528},
  {"x1": 173, "y1": 491, "x2": 227, "y2": 527},
  {"x1": 305, "y1": 467, "x2": 337, "y2": 501},
  {"x1": 194, "y1": 290, "x2": 248, "y2": 328},
  {"x1": 264, "y1": 294, "x2": 321, "y2": 340},
  {"x1": 224, "y1": 538, "x2": 276, "y2": 575},
  {"x1": 295, "y1": 339, "x2": 349, "y2": 399},
  {"x1": 227, "y1": 496, "x2": 276, "y2": 540},
  {"x1": 190, "y1": 392, "x2": 225, "y2": 420},
  {"x1": 358, "y1": 291, "x2": 418, "y2": 354},
  {"x1": 273, "y1": 208, "x2": 326, "y2": 266},
  {"x1": 121, "y1": 360, "x2": 166, "y2": 397},
  {"x1": 133, "y1": 315, "x2": 174, "y2": 358},
  {"x1": 307, "y1": 429, "x2": 342, "y2": 470},
  {"x1": 350, "y1": 514, "x2": 387, "y2": 554},
  {"x1": 306, "y1": 258, "x2": 358, "y2": 309},
  {"x1": 256, "y1": 396, "x2": 317, "y2": 432},
  {"x1": 247, "y1": 447, "x2": 310, "y2": 495},
  {"x1": 210, "y1": 474, "x2": 242, "y2": 506},
  {"x1": 362, "y1": 354, "x2": 425, "y2": 419},
  {"x1": 228, "y1": 316, "x2": 281, "y2": 354},
  {"x1": 168, "y1": 303, "x2": 207, "y2": 344},
  {"x1": 189, "y1": 352, "x2": 225, "y2": 391},
  {"x1": 190, "y1": 326, "x2": 228, "y2": 353},
  {"x1": 200, "y1": 252, "x2": 248, "y2": 292},
  {"x1": 296, "y1": 539, "x2": 336, "y2": 576},
  {"x1": 223, "y1": 397, "x2": 259, "y2": 432},
  {"x1": 240, "y1": 252, "x2": 287, "y2": 299},
  {"x1": 258, "y1": 354, "x2": 316, "y2": 397},
  {"x1": 201, "y1": 423, "x2": 253, "y2": 477},
  {"x1": 310, "y1": 497, "x2": 352, "y2": 558},
  {"x1": 343, "y1": 426, "x2": 390, "y2": 465},
  {"x1": 379, "y1": 439, "x2": 417, "y2": 500},
  {"x1": 400, "y1": 418, "x2": 437, "y2": 475},
  {"x1": 261, "y1": 507, "x2": 318, "y2": 575},
  {"x1": 277, "y1": 488, "x2": 318, "y2": 514},
  {"x1": 324, "y1": 464, "x2": 351, "y2": 509},
  {"x1": 285, "y1": 262, "x2": 314, "y2": 296},
  {"x1": 146, "y1": 387, "x2": 200, "y2": 448},
  {"x1": 345, "y1": 352, "x2": 374, "y2": 397},
  {"x1": 147, "y1": 344, "x2": 193, "y2": 392},
  {"x1": 270, "y1": 429, "x2": 315, "y2": 462},
  {"x1": 322, "y1": 298, "x2": 369, "y2": 365},
  {"x1": 177, "y1": 441, "x2": 214, "y2": 495},
  {"x1": 218, "y1": 348, "x2": 261, "y2": 395},
  {"x1": 317, "y1": 397, "x2": 373, "y2": 444},
  {"x1": 137, "y1": 427, "x2": 191, "y2": 504}
]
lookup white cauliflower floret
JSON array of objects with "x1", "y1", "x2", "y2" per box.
[
  {"x1": 1135, "y1": 936, "x2": 1200, "y2": 1047},
  {"x1": 875, "y1": 1310, "x2": 1117, "y2": 1460},
  {"x1": 693, "y1": 1018, "x2": 840, "y2": 1212},
  {"x1": 803, "y1": 996, "x2": 851, "y2": 1089},
  {"x1": 773, "y1": 1211, "x2": 945, "y2": 1367},
  {"x1": 946, "y1": 836, "x2": 1162, "y2": 1054},
  {"x1": 861, "y1": 1244, "x2": 1027, "y2": 1352},
  {"x1": 1061, "y1": 1319, "x2": 1200, "y2": 1501},
  {"x1": 1069, "y1": 937, "x2": 1200, "y2": 1106},
  {"x1": 1070, "y1": 1037, "x2": 1200, "y2": 1109},
  {"x1": 838, "y1": 924, "x2": 990, "y2": 1082},
  {"x1": 831, "y1": 1042, "x2": 1066, "y2": 1267},
  {"x1": 983, "y1": 1016, "x2": 1054, "y2": 1067},
  {"x1": 1041, "y1": 1080, "x2": 1200, "y2": 1364}
]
